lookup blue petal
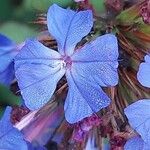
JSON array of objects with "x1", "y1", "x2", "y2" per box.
[
  {"x1": 0, "y1": 48, "x2": 16, "y2": 75},
  {"x1": 47, "y1": 4, "x2": 93, "y2": 56},
  {"x1": 145, "y1": 54, "x2": 150, "y2": 63},
  {"x1": 143, "y1": 143, "x2": 150, "y2": 150},
  {"x1": 124, "y1": 99, "x2": 150, "y2": 144},
  {"x1": 15, "y1": 39, "x2": 61, "y2": 69},
  {"x1": 15, "y1": 40, "x2": 65, "y2": 110},
  {"x1": 65, "y1": 70, "x2": 93, "y2": 123},
  {"x1": 65, "y1": 68, "x2": 110, "y2": 123},
  {"x1": 0, "y1": 34, "x2": 17, "y2": 85},
  {"x1": 0, "y1": 33, "x2": 14, "y2": 47},
  {"x1": 0, "y1": 36, "x2": 16, "y2": 72},
  {"x1": 15, "y1": 63, "x2": 65, "y2": 110},
  {"x1": 0, "y1": 62, "x2": 14, "y2": 86},
  {"x1": 137, "y1": 54, "x2": 150, "y2": 88},
  {"x1": 71, "y1": 34, "x2": 119, "y2": 86},
  {"x1": 124, "y1": 136, "x2": 144, "y2": 150},
  {"x1": 0, "y1": 106, "x2": 27, "y2": 150}
]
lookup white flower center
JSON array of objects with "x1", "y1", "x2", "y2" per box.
[{"x1": 61, "y1": 56, "x2": 72, "y2": 69}]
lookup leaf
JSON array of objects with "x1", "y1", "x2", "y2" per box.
[
  {"x1": 0, "y1": 0, "x2": 13, "y2": 21},
  {"x1": 25, "y1": 0, "x2": 74, "y2": 11},
  {"x1": 0, "y1": 22, "x2": 37, "y2": 43},
  {"x1": 0, "y1": 84, "x2": 21, "y2": 106},
  {"x1": 124, "y1": 99, "x2": 150, "y2": 144},
  {"x1": 116, "y1": 4, "x2": 140, "y2": 25},
  {"x1": 137, "y1": 22, "x2": 150, "y2": 34},
  {"x1": 89, "y1": 0, "x2": 106, "y2": 15}
]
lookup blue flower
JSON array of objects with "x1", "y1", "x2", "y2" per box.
[
  {"x1": 0, "y1": 34, "x2": 23, "y2": 86},
  {"x1": 137, "y1": 54, "x2": 150, "y2": 88},
  {"x1": 14, "y1": 4, "x2": 119, "y2": 123},
  {"x1": 0, "y1": 106, "x2": 28, "y2": 150},
  {"x1": 124, "y1": 99, "x2": 150, "y2": 150},
  {"x1": 124, "y1": 136, "x2": 149, "y2": 150},
  {"x1": 124, "y1": 54, "x2": 150, "y2": 149}
]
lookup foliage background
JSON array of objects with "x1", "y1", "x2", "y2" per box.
[{"x1": 0, "y1": 0, "x2": 75, "y2": 43}]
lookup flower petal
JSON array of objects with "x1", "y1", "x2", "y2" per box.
[
  {"x1": 0, "y1": 62, "x2": 14, "y2": 86},
  {"x1": 65, "y1": 68, "x2": 110, "y2": 123},
  {"x1": 72, "y1": 61, "x2": 118, "y2": 87},
  {"x1": 0, "y1": 106, "x2": 27, "y2": 150},
  {"x1": 0, "y1": 33, "x2": 14, "y2": 47},
  {"x1": 0, "y1": 35, "x2": 16, "y2": 72},
  {"x1": 71, "y1": 34, "x2": 119, "y2": 86},
  {"x1": 124, "y1": 136, "x2": 144, "y2": 150},
  {"x1": 64, "y1": 71, "x2": 93, "y2": 123},
  {"x1": 15, "y1": 39, "x2": 61, "y2": 69},
  {"x1": 137, "y1": 54, "x2": 150, "y2": 88},
  {"x1": 143, "y1": 143, "x2": 150, "y2": 150},
  {"x1": 124, "y1": 99, "x2": 150, "y2": 144},
  {"x1": 15, "y1": 63, "x2": 65, "y2": 110},
  {"x1": 72, "y1": 67, "x2": 111, "y2": 111},
  {"x1": 47, "y1": 4, "x2": 93, "y2": 56},
  {"x1": 15, "y1": 39, "x2": 65, "y2": 110},
  {"x1": 72, "y1": 34, "x2": 118, "y2": 62},
  {"x1": 0, "y1": 34, "x2": 17, "y2": 86}
]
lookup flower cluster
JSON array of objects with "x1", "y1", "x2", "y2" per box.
[
  {"x1": 124, "y1": 54, "x2": 150, "y2": 149},
  {"x1": 2, "y1": 2, "x2": 150, "y2": 149},
  {"x1": 0, "y1": 4, "x2": 120, "y2": 148}
]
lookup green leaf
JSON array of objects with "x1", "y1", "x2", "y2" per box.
[
  {"x1": 89, "y1": 0, "x2": 106, "y2": 14},
  {"x1": 0, "y1": 21, "x2": 37, "y2": 43},
  {"x1": 137, "y1": 23, "x2": 150, "y2": 34},
  {"x1": 24, "y1": 0, "x2": 74, "y2": 11},
  {"x1": 0, "y1": 84, "x2": 21, "y2": 106},
  {"x1": 87, "y1": 0, "x2": 106, "y2": 17},
  {"x1": 116, "y1": 5, "x2": 139, "y2": 25},
  {"x1": 0, "y1": 0, "x2": 13, "y2": 21}
]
